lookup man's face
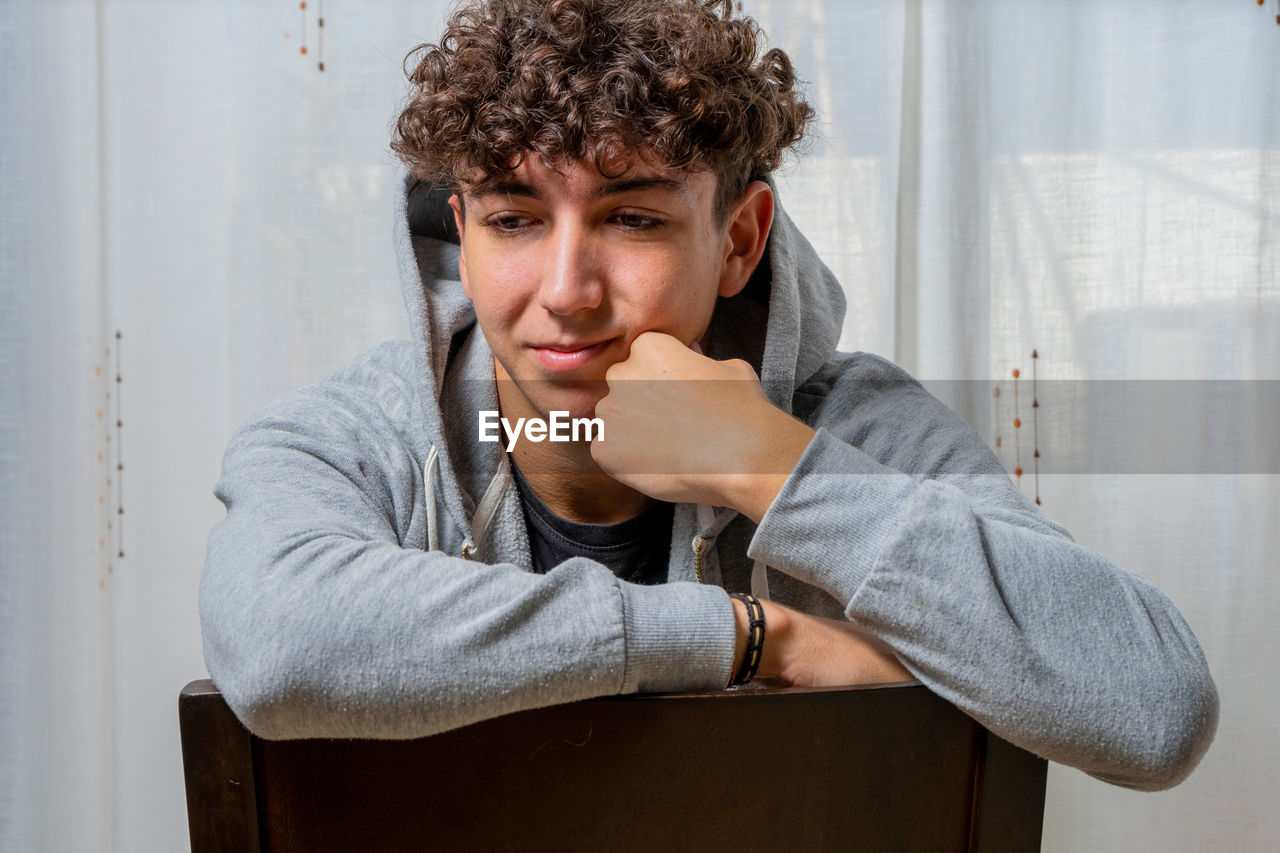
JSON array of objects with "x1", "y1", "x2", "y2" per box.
[{"x1": 451, "y1": 155, "x2": 754, "y2": 421}]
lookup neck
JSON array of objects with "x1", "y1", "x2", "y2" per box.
[{"x1": 496, "y1": 364, "x2": 652, "y2": 524}]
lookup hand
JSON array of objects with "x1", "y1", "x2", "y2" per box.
[
  {"x1": 591, "y1": 331, "x2": 814, "y2": 521},
  {"x1": 731, "y1": 597, "x2": 914, "y2": 688}
]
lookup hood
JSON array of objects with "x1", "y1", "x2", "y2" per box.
[{"x1": 392, "y1": 171, "x2": 847, "y2": 547}]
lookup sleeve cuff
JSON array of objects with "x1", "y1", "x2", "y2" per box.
[{"x1": 617, "y1": 581, "x2": 737, "y2": 694}]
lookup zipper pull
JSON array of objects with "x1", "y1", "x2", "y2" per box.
[
  {"x1": 461, "y1": 540, "x2": 477, "y2": 560},
  {"x1": 692, "y1": 536, "x2": 706, "y2": 584}
]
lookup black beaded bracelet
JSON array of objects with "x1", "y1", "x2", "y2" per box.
[{"x1": 729, "y1": 592, "x2": 766, "y2": 686}]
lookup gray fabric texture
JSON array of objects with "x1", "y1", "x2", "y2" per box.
[{"x1": 200, "y1": 174, "x2": 1218, "y2": 791}]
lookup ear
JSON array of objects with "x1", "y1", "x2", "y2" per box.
[
  {"x1": 448, "y1": 193, "x2": 472, "y2": 300},
  {"x1": 717, "y1": 181, "x2": 774, "y2": 298}
]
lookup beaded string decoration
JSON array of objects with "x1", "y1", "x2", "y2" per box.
[
  {"x1": 285, "y1": 1, "x2": 327, "y2": 72},
  {"x1": 114, "y1": 331, "x2": 125, "y2": 558},
  {"x1": 1012, "y1": 366, "x2": 1022, "y2": 488},
  {"x1": 1031, "y1": 349, "x2": 1041, "y2": 505},
  {"x1": 996, "y1": 350, "x2": 1041, "y2": 507},
  {"x1": 317, "y1": 1, "x2": 326, "y2": 72},
  {"x1": 98, "y1": 330, "x2": 126, "y2": 591},
  {"x1": 298, "y1": 2, "x2": 307, "y2": 57}
]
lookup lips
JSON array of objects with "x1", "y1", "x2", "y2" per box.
[{"x1": 527, "y1": 338, "x2": 615, "y2": 372}]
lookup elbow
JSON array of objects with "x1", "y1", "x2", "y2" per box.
[
  {"x1": 200, "y1": 576, "x2": 311, "y2": 740},
  {"x1": 1100, "y1": 660, "x2": 1220, "y2": 792},
  {"x1": 1146, "y1": 668, "x2": 1220, "y2": 791},
  {"x1": 201, "y1": 623, "x2": 304, "y2": 741},
  {"x1": 203, "y1": 620, "x2": 359, "y2": 741},
  {"x1": 211, "y1": 677, "x2": 293, "y2": 741}
]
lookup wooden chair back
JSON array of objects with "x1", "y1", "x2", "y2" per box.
[{"x1": 179, "y1": 678, "x2": 1046, "y2": 851}]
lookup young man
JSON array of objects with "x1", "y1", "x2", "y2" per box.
[{"x1": 201, "y1": 0, "x2": 1217, "y2": 790}]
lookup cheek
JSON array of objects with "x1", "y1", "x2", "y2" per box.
[
  {"x1": 462, "y1": 249, "x2": 533, "y2": 327},
  {"x1": 622, "y1": 255, "x2": 722, "y2": 338},
  {"x1": 667, "y1": 241, "x2": 725, "y2": 314}
]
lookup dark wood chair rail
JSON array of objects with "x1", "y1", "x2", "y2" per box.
[{"x1": 179, "y1": 678, "x2": 1045, "y2": 852}]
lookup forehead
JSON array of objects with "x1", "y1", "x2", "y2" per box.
[{"x1": 462, "y1": 155, "x2": 715, "y2": 207}]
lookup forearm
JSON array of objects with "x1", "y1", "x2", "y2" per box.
[
  {"x1": 747, "y1": 428, "x2": 1219, "y2": 789},
  {"x1": 203, "y1": 520, "x2": 738, "y2": 739},
  {"x1": 201, "y1": 392, "x2": 741, "y2": 740},
  {"x1": 709, "y1": 406, "x2": 815, "y2": 525},
  {"x1": 728, "y1": 594, "x2": 913, "y2": 688}
]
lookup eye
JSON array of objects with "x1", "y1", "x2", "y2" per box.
[
  {"x1": 609, "y1": 212, "x2": 665, "y2": 231},
  {"x1": 482, "y1": 214, "x2": 537, "y2": 234}
]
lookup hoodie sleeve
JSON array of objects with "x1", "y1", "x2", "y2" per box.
[
  {"x1": 746, "y1": 358, "x2": 1219, "y2": 792},
  {"x1": 199, "y1": 371, "x2": 737, "y2": 741}
]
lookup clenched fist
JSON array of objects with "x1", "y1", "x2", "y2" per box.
[{"x1": 591, "y1": 331, "x2": 814, "y2": 522}]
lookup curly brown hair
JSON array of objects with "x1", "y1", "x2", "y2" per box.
[{"x1": 391, "y1": 0, "x2": 814, "y2": 223}]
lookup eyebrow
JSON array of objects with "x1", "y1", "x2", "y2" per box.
[
  {"x1": 467, "y1": 176, "x2": 688, "y2": 203},
  {"x1": 590, "y1": 177, "x2": 687, "y2": 200}
]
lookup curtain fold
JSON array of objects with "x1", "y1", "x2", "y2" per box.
[{"x1": 2, "y1": 0, "x2": 115, "y2": 849}]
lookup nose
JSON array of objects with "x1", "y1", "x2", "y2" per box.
[{"x1": 538, "y1": 222, "x2": 604, "y2": 316}]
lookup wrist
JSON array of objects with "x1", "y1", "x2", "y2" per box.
[
  {"x1": 755, "y1": 599, "x2": 791, "y2": 680},
  {"x1": 730, "y1": 596, "x2": 748, "y2": 685},
  {"x1": 729, "y1": 596, "x2": 792, "y2": 685},
  {"x1": 714, "y1": 411, "x2": 814, "y2": 523},
  {"x1": 726, "y1": 593, "x2": 766, "y2": 685}
]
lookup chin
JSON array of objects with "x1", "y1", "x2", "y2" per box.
[
  {"x1": 503, "y1": 376, "x2": 609, "y2": 423},
  {"x1": 535, "y1": 382, "x2": 609, "y2": 422}
]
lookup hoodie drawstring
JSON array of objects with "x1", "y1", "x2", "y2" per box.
[
  {"x1": 693, "y1": 503, "x2": 771, "y2": 599},
  {"x1": 468, "y1": 459, "x2": 511, "y2": 558},
  {"x1": 424, "y1": 446, "x2": 440, "y2": 553},
  {"x1": 751, "y1": 559, "x2": 771, "y2": 601},
  {"x1": 423, "y1": 443, "x2": 502, "y2": 559}
]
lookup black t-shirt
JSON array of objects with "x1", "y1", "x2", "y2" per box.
[{"x1": 510, "y1": 463, "x2": 672, "y2": 585}]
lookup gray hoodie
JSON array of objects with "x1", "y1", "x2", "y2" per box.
[{"x1": 201, "y1": 174, "x2": 1218, "y2": 791}]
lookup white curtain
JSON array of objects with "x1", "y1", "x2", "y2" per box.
[{"x1": 2, "y1": 0, "x2": 1275, "y2": 849}]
